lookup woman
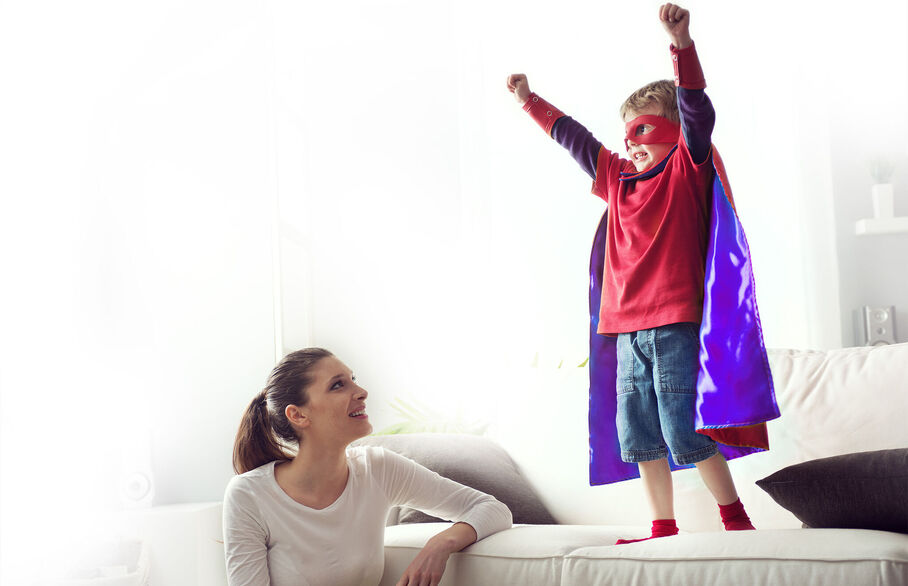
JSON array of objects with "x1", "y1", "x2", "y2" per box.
[{"x1": 224, "y1": 348, "x2": 512, "y2": 586}]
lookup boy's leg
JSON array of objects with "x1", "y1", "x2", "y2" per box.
[
  {"x1": 639, "y1": 457, "x2": 674, "y2": 519},
  {"x1": 615, "y1": 457, "x2": 678, "y2": 543},
  {"x1": 696, "y1": 454, "x2": 755, "y2": 530},
  {"x1": 614, "y1": 457, "x2": 680, "y2": 544},
  {"x1": 649, "y1": 323, "x2": 756, "y2": 530},
  {"x1": 651, "y1": 322, "x2": 719, "y2": 469},
  {"x1": 615, "y1": 330, "x2": 678, "y2": 544},
  {"x1": 615, "y1": 330, "x2": 669, "y2": 468},
  {"x1": 694, "y1": 452, "x2": 737, "y2": 505}
]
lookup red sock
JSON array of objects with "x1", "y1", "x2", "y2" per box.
[
  {"x1": 616, "y1": 519, "x2": 678, "y2": 545},
  {"x1": 719, "y1": 498, "x2": 755, "y2": 531}
]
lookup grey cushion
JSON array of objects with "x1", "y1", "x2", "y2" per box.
[
  {"x1": 756, "y1": 447, "x2": 908, "y2": 533},
  {"x1": 353, "y1": 433, "x2": 556, "y2": 524}
]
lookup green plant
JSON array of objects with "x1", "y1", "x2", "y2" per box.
[
  {"x1": 374, "y1": 396, "x2": 488, "y2": 436},
  {"x1": 531, "y1": 351, "x2": 588, "y2": 368}
]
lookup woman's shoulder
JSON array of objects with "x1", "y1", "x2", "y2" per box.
[
  {"x1": 346, "y1": 444, "x2": 415, "y2": 477},
  {"x1": 345, "y1": 444, "x2": 384, "y2": 471},
  {"x1": 347, "y1": 444, "x2": 422, "y2": 480},
  {"x1": 225, "y1": 461, "x2": 277, "y2": 499},
  {"x1": 346, "y1": 444, "x2": 414, "y2": 463}
]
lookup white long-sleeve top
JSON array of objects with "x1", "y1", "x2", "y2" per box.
[{"x1": 223, "y1": 446, "x2": 512, "y2": 586}]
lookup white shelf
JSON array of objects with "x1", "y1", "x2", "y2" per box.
[{"x1": 855, "y1": 216, "x2": 908, "y2": 235}]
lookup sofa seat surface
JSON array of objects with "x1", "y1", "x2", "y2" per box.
[
  {"x1": 380, "y1": 523, "x2": 646, "y2": 586},
  {"x1": 563, "y1": 528, "x2": 908, "y2": 586}
]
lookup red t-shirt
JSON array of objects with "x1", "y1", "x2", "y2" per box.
[
  {"x1": 521, "y1": 43, "x2": 713, "y2": 336},
  {"x1": 592, "y1": 137, "x2": 712, "y2": 335}
]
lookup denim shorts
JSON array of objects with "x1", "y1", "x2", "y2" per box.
[{"x1": 615, "y1": 322, "x2": 718, "y2": 466}]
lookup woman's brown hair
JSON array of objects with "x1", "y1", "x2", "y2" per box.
[{"x1": 232, "y1": 348, "x2": 334, "y2": 474}]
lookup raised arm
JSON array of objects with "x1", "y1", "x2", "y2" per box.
[
  {"x1": 507, "y1": 73, "x2": 605, "y2": 180},
  {"x1": 661, "y1": 3, "x2": 714, "y2": 165}
]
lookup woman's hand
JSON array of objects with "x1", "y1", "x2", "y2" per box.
[
  {"x1": 396, "y1": 522, "x2": 477, "y2": 586},
  {"x1": 395, "y1": 544, "x2": 448, "y2": 586},
  {"x1": 659, "y1": 3, "x2": 692, "y2": 49}
]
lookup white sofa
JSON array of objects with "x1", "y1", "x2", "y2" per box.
[{"x1": 376, "y1": 343, "x2": 908, "y2": 586}]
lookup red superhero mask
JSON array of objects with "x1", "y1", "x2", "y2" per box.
[{"x1": 624, "y1": 115, "x2": 680, "y2": 151}]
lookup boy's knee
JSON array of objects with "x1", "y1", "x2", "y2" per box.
[{"x1": 668, "y1": 441, "x2": 717, "y2": 466}]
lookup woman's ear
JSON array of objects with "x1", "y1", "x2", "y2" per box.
[{"x1": 285, "y1": 404, "x2": 310, "y2": 429}]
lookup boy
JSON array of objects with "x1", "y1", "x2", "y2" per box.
[{"x1": 507, "y1": 4, "x2": 779, "y2": 543}]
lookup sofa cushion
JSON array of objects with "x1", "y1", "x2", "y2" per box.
[
  {"x1": 562, "y1": 529, "x2": 908, "y2": 586},
  {"x1": 353, "y1": 433, "x2": 557, "y2": 524},
  {"x1": 755, "y1": 447, "x2": 908, "y2": 533},
  {"x1": 380, "y1": 523, "x2": 645, "y2": 586},
  {"x1": 382, "y1": 525, "x2": 908, "y2": 586},
  {"x1": 718, "y1": 344, "x2": 908, "y2": 531}
]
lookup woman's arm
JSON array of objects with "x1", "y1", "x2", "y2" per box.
[
  {"x1": 377, "y1": 448, "x2": 512, "y2": 539},
  {"x1": 223, "y1": 480, "x2": 271, "y2": 586},
  {"x1": 375, "y1": 448, "x2": 512, "y2": 585}
]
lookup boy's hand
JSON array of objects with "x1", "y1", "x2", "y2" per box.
[
  {"x1": 506, "y1": 73, "x2": 531, "y2": 104},
  {"x1": 659, "y1": 3, "x2": 692, "y2": 49}
]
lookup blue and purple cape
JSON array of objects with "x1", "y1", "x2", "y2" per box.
[{"x1": 588, "y1": 150, "x2": 781, "y2": 485}]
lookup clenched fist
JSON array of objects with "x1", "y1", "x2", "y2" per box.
[
  {"x1": 506, "y1": 73, "x2": 531, "y2": 104},
  {"x1": 659, "y1": 3, "x2": 692, "y2": 49}
]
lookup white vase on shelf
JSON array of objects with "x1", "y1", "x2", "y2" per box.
[
  {"x1": 871, "y1": 183, "x2": 895, "y2": 219},
  {"x1": 856, "y1": 183, "x2": 908, "y2": 235}
]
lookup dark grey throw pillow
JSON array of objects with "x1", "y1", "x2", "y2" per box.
[
  {"x1": 756, "y1": 447, "x2": 908, "y2": 533},
  {"x1": 353, "y1": 433, "x2": 556, "y2": 525}
]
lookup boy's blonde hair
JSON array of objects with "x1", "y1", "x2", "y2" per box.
[{"x1": 619, "y1": 80, "x2": 679, "y2": 123}]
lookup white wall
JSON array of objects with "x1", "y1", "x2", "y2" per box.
[
  {"x1": 826, "y1": 3, "x2": 908, "y2": 346},
  {"x1": 0, "y1": 2, "x2": 277, "y2": 581}
]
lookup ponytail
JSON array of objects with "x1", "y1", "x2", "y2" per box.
[
  {"x1": 232, "y1": 348, "x2": 335, "y2": 474},
  {"x1": 232, "y1": 391, "x2": 291, "y2": 474}
]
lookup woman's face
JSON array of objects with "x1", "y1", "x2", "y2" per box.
[{"x1": 299, "y1": 355, "x2": 372, "y2": 444}]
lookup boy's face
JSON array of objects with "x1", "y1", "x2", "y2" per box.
[{"x1": 624, "y1": 103, "x2": 676, "y2": 173}]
